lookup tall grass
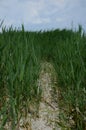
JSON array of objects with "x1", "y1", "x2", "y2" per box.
[
  {"x1": 0, "y1": 26, "x2": 41, "y2": 129},
  {"x1": 0, "y1": 25, "x2": 86, "y2": 129},
  {"x1": 52, "y1": 27, "x2": 86, "y2": 129}
]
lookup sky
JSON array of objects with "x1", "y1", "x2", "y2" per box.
[{"x1": 0, "y1": 0, "x2": 86, "y2": 31}]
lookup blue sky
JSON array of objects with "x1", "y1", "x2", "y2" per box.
[{"x1": 0, "y1": 0, "x2": 86, "y2": 31}]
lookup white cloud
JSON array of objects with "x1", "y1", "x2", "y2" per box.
[
  {"x1": 56, "y1": 18, "x2": 64, "y2": 22},
  {"x1": 0, "y1": 0, "x2": 86, "y2": 30},
  {"x1": 0, "y1": 0, "x2": 45, "y2": 25},
  {"x1": 32, "y1": 17, "x2": 50, "y2": 24},
  {"x1": 48, "y1": 0, "x2": 67, "y2": 7}
]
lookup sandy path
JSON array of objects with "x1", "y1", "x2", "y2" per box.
[{"x1": 31, "y1": 62, "x2": 61, "y2": 130}]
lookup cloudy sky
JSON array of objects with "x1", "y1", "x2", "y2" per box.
[{"x1": 0, "y1": 0, "x2": 86, "y2": 31}]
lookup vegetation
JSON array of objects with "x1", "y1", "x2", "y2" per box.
[{"x1": 0, "y1": 25, "x2": 86, "y2": 130}]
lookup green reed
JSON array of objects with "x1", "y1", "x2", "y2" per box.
[{"x1": 0, "y1": 25, "x2": 86, "y2": 129}]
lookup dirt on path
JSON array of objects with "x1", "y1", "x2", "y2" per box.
[{"x1": 30, "y1": 62, "x2": 61, "y2": 130}]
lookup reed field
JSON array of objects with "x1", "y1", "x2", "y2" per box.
[{"x1": 0, "y1": 25, "x2": 86, "y2": 130}]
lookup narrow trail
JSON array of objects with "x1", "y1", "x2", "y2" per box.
[{"x1": 31, "y1": 62, "x2": 61, "y2": 130}]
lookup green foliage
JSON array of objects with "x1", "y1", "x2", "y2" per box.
[{"x1": 0, "y1": 26, "x2": 86, "y2": 129}]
